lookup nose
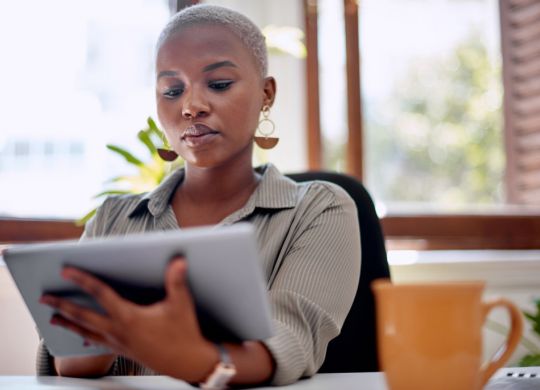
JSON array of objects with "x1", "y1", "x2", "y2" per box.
[{"x1": 181, "y1": 88, "x2": 210, "y2": 119}]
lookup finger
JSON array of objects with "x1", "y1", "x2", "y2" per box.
[
  {"x1": 40, "y1": 294, "x2": 111, "y2": 335},
  {"x1": 165, "y1": 260, "x2": 190, "y2": 304},
  {"x1": 50, "y1": 314, "x2": 126, "y2": 354},
  {"x1": 62, "y1": 267, "x2": 128, "y2": 315},
  {"x1": 50, "y1": 314, "x2": 109, "y2": 347}
]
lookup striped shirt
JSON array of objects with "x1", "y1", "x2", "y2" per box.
[{"x1": 37, "y1": 163, "x2": 361, "y2": 385}]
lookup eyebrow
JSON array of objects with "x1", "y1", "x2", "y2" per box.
[
  {"x1": 157, "y1": 70, "x2": 178, "y2": 80},
  {"x1": 157, "y1": 61, "x2": 238, "y2": 80},
  {"x1": 202, "y1": 60, "x2": 238, "y2": 72}
]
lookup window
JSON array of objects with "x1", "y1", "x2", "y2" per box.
[
  {"x1": 0, "y1": 0, "x2": 309, "y2": 220},
  {"x1": 319, "y1": 0, "x2": 507, "y2": 212},
  {"x1": 0, "y1": 0, "x2": 170, "y2": 218},
  {"x1": 3, "y1": 0, "x2": 540, "y2": 249},
  {"x1": 312, "y1": 0, "x2": 540, "y2": 249}
]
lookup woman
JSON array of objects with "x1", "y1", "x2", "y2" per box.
[{"x1": 37, "y1": 4, "x2": 360, "y2": 387}]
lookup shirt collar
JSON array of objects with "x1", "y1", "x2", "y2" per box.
[
  {"x1": 128, "y1": 167, "x2": 185, "y2": 218},
  {"x1": 128, "y1": 163, "x2": 297, "y2": 219}
]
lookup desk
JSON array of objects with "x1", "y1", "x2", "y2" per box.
[
  {"x1": 1, "y1": 368, "x2": 538, "y2": 389},
  {"x1": 0, "y1": 373, "x2": 386, "y2": 390}
]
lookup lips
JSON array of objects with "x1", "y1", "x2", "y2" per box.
[
  {"x1": 181, "y1": 123, "x2": 220, "y2": 148},
  {"x1": 181, "y1": 123, "x2": 218, "y2": 138}
]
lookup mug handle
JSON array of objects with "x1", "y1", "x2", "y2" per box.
[{"x1": 480, "y1": 298, "x2": 524, "y2": 386}]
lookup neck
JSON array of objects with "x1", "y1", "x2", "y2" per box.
[{"x1": 180, "y1": 153, "x2": 260, "y2": 205}]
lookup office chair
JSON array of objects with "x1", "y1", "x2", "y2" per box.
[{"x1": 286, "y1": 171, "x2": 391, "y2": 373}]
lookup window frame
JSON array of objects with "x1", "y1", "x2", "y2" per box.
[{"x1": 3, "y1": 213, "x2": 540, "y2": 250}]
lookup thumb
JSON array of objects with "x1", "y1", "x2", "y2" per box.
[{"x1": 165, "y1": 258, "x2": 189, "y2": 302}]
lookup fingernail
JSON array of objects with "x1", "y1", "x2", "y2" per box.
[
  {"x1": 61, "y1": 269, "x2": 72, "y2": 280},
  {"x1": 40, "y1": 296, "x2": 53, "y2": 305}
]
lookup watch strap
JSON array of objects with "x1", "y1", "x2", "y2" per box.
[{"x1": 200, "y1": 344, "x2": 236, "y2": 390}]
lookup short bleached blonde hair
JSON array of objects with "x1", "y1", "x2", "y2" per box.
[{"x1": 156, "y1": 4, "x2": 268, "y2": 78}]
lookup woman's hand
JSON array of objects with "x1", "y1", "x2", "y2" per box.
[{"x1": 40, "y1": 258, "x2": 218, "y2": 382}]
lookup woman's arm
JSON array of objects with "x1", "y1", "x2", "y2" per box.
[
  {"x1": 261, "y1": 182, "x2": 361, "y2": 385},
  {"x1": 136, "y1": 338, "x2": 275, "y2": 384},
  {"x1": 40, "y1": 260, "x2": 275, "y2": 385},
  {"x1": 220, "y1": 341, "x2": 274, "y2": 385},
  {"x1": 54, "y1": 355, "x2": 116, "y2": 378}
]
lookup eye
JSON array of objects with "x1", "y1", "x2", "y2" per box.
[
  {"x1": 209, "y1": 80, "x2": 233, "y2": 91},
  {"x1": 163, "y1": 87, "x2": 184, "y2": 99}
]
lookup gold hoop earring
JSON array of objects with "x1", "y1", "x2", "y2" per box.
[
  {"x1": 254, "y1": 105, "x2": 279, "y2": 149},
  {"x1": 156, "y1": 130, "x2": 179, "y2": 162}
]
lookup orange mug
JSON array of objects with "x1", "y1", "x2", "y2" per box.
[{"x1": 372, "y1": 280, "x2": 523, "y2": 390}]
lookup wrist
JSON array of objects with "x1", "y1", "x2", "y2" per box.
[
  {"x1": 185, "y1": 340, "x2": 221, "y2": 383},
  {"x1": 55, "y1": 354, "x2": 116, "y2": 377},
  {"x1": 200, "y1": 343, "x2": 236, "y2": 390}
]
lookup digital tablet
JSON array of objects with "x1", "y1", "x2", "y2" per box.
[{"x1": 3, "y1": 223, "x2": 273, "y2": 357}]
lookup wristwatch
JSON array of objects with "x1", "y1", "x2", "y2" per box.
[{"x1": 200, "y1": 344, "x2": 236, "y2": 390}]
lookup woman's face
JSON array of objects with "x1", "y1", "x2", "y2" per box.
[{"x1": 155, "y1": 24, "x2": 275, "y2": 169}]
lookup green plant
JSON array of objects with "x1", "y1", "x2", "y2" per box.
[
  {"x1": 485, "y1": 298, "x2": 540, "y2": 367},
  {"x1": 520, "y1": 299, "x2": 540, "y2": 366},
  {"x1": 78, "y1": 117, "x2": 182, "y2": 225}
]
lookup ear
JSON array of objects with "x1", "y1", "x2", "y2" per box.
[{"x1": 262, "y1": 76, "x2": 277, "y2": 108}]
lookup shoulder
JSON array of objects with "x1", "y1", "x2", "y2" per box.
[
  {"x1": 291, "y1": 178, "x2": 357, "y2": 216},
  {"x1": 260, "y1": 164, "x2": 355, "y2": 211},
  {"x1": 299, "y1": 179, "x2": 353, "y2": 203},
  {"x1": 83, "y1": 193, "x2": 148, "y2": 238}
]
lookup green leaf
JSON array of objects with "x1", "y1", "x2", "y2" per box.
[
  {"x1": 138, "y1": 130, "x2": 157, "y2": 155},
  {"x1": 524, "y1": 311, "x2": 536, "y2": 323},
  {"x1": 76, "y1": 208, "x2": 97, "y2": 226},
  {"x1": 104, "y1": 176, "x2": 128, "y2": 184},
  {"x1": 523, "y1": 307, "x2": 540, "y2": 337},
  {"x1": 519, "y1": 354, "x2": 540, "y2": 367},
  {"x1": 146, "y1": 117, "x2": 169, "y2": 148},
  {"x1": 147, "y1": 117, "x2": 159, "y2": 132},
  {"x1": 106, "y1": 144, "x2": 143, "y2": 166},
  {"x1": 80, "y1": 116, "x2": 181, "y2": 223},
  {"x1": 486, "y1": 318, "x2": 540, "y2": 354}
]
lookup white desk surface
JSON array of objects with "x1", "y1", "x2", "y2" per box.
[
  {"x1": 1, "y1": 368, "x2": 538, "y2": 390},
  {"x1": 0, "y1": 373, "x2": 386, "y2": 390}
]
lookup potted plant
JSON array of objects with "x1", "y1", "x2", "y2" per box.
[
  {"x1": 520, "y1": 299, "x2": 540, "y2": 366},
  {"x1": 78, "y1": 117, "x2": 182, "y2": 225}
]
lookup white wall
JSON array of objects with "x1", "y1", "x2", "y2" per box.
[
  {"x1": 1, "y1": 251, "x2": 539, "y2": 374},
  {"x1": 0, "y1": 265, "x2": 40, "y2": 374}
]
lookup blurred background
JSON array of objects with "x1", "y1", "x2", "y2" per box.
[{"x1": 0, "y1": 0, "x2": 517, "y2": 218}]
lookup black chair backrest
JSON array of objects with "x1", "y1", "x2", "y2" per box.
[{"x1": 286, "y1": 171, "x2": 390, "y2": 373}]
